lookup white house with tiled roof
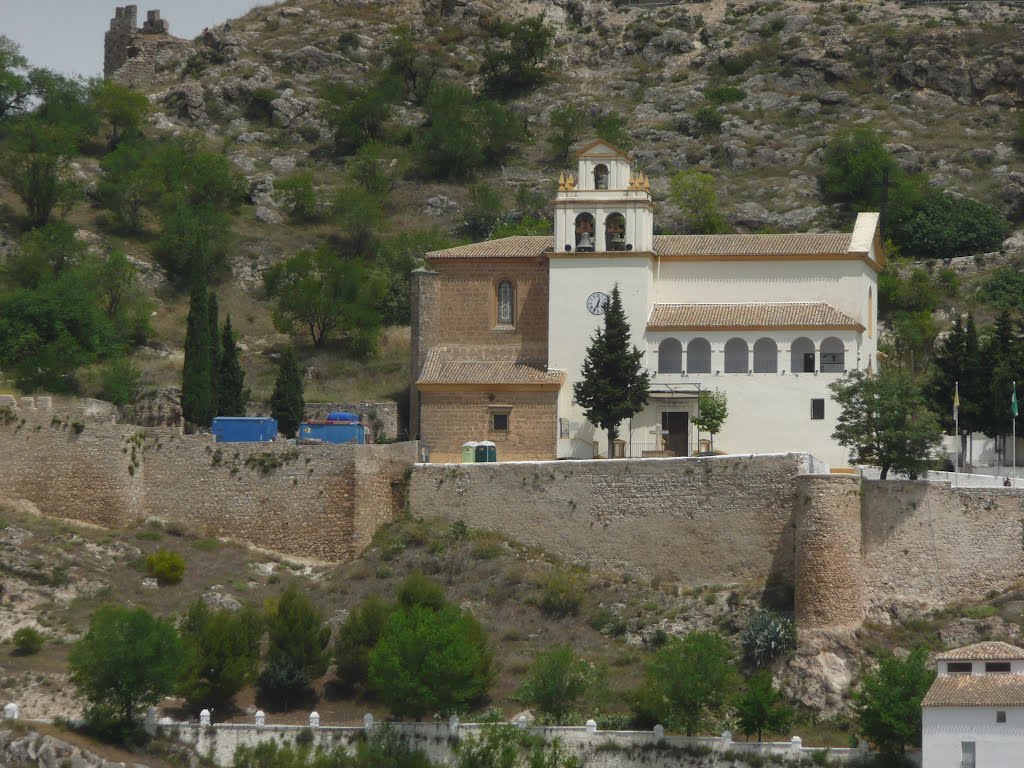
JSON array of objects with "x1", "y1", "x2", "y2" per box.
[
  {"x1": 410, "y1": 141, "x2": 881, "y2": 464},
  {"x1": 922, "y1": 641, "x2": 1024, "y2": 768}
]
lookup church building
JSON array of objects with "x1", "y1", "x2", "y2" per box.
[{"x1": 410, "y1": 141, "x2": 882, "y2": 466}]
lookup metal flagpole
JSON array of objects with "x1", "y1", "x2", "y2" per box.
[{"x1": 954, "y1": 381, "x2": 959, "y2": 488}]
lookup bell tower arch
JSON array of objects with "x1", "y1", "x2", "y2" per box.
[{"x1": 553, "y1": 140, "x2": 654, "y2": 254}]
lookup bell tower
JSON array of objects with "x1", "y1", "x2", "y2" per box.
[{"x1": 553, "y1": 140, "x2": 654, "y2": 254}]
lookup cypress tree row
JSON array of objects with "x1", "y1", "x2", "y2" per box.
[
  {"x1": 270, "y1": 348, "x2": 305, "y2": 438},
  {"x1": 208, "y1": 292, "x2": 220, "y2": 419},
  {"x1": 217, "y1": 315, "x2": 248, "y2": 417},
  {"x1": 181, "y1": 274, "x2": 213, "y2": 427}
]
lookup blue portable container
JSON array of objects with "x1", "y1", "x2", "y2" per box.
[
  {"x1": 326, "y1": 412, "x2": 359, "y2": 422},
  {"x1": 212, "y1": 417, "x2": 278, "y2": 443},
  {"x1": 298, "y1": 421, "x2": 366, "y2": 444}
]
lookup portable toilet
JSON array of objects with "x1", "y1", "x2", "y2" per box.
[
  {"x1": 476, "y1": 440, "x2": 496, "y2": 463},
  {"x1": 462, "y1": 441, "x2": 478, "y2": 463},
  {"x1": 212, "y1": 416, "x2": 278, "y2": 443}
]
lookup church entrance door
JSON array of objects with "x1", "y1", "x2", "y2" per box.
[{"x1": 662, "y1": 412, "x2": 689, "y2": 457}]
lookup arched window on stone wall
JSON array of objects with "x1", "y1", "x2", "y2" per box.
[
  {"x1": 594, "y1": 164, "x2": 609, "y2": 190},
  {"x1": 658, "y1": 338, "x2": 682, "y2": 374},
  {"x1": 821, "y1": 337, "x2": 845, "y2": 373},
  {"x1": 605, "y1": 212, "x2": 626, "y2": 251},
  {"x1": 791, "y1": 337, "x2": 815, "y2": 373},
  {"x1": 687, "y1": 338, "x2": 711, "y2": 374},
  {"x1": 753, "y1": 338, "x2": 778, "y2": 373},
  {"x1": 724, "y1": 338, "x2": 748, "y2": 373},
  {"x1": 574, "y1": 212, "x2": 596, "y2": 251},
  {"x1": 497, "y1": 280, "x2": 514, "y2": 325}
]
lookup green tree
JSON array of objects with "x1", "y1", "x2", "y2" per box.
[
  {"x1": 334, "y1": 594, "x2": 394, "y2": 691},
  {"x1": 98, "y1": 356, "x2": 141, "y2": 407},
  {"x1": 668, "y1": 170, "x2": 730, "y2": 234},
  {"x1": 977, "y1": 310, "x2": 1023, "y2": 443},
  {"x1": 517, "y1": 644, "x2": 597, "y2": 724},
  {"x1": 547, "y1": 105, "x2": 589, "y2": 164},
  {"x1": 97, "y1": 139, "x2": 149, "y2": 231},
  {"x1": 269, "y1": 349, "x2": 304, "y2": 438},
  {"x1": 369, "y1": 603, "x2": 494, "y2": 718},
  {"x1": 414, "y1": 85, "x2": 525, "y2": 180},
  {"x1": 181, "y1": 273, "x2": 213, "y2": 427},
  {"x1": 90, "y1": 80, "x2": 149, "y2": 149},
  {"x1": 0, "y1": 116, "x2": 80, "y2": 228},
  {"x1": 735, "y1": 671, "x2": 792, "y2": 742},
  {"x1": 263, "y1": 246, "x2": 385, "y2": 350},
  {"x1": 68, "y1": 605, "x2": 185, "y2": 740},
  {"x1": 373, "y1": 229, "x2": 454, "y2": 326},
  {"x1": 572, "y1": 285, "x2": 651, "y2": 457},
  {"x1": 208, "y1": 293, "x2": 220, "y2": 417},
  {"x1": 321, "y1": 79, "x2": 399, "y2": 156},
  {"x1": 637, "y1": 631, "x2": 738, "y2": 736},
  {"x1": 829, "y1": 368, "x2": 944, "y2": 479},
  {"x1": 819, "y1": 126, "x2": 894, "y2": 210},
  {"x1": 481, "y1": 16, "x2": 555, "y2": 98},
  {"x1": 890, "y1": 188, "x2": 1008, "y2": 259},
  {"x1": 217, "y1": 316, "x2": 248, "y2": 417},
  {"x1": 0, "y1": 275, "x2": 122, "y2": 392},
  {"x1": 692, "y1": 389, "x2": 728, "y2": 451},
  {"x1": 179, "y1": 600, "x2": 263, "y2": 711},
  {"x1": 883, "y1": 311, "x2": 937, "y2": 382},
  {"x1": 275, "y1": 171, "x2": 325, "y2": 223},
  {"x1": 5, "y1": 221, "x2": 86, "y2": 288},
  {"x1": 926, "y1": 314, "x2": 983, "y2": 435},
  {"x1": 0, "y1": 36, "x2": 35, "y2": 120},
  {"x1": 259, "y1": 584, "x2": 330, "y2": 708},
  {"x1": 852, "y1": 648, "x2": 934, "y2": 754},
  {"x1": 460, "y1": 183, "x2": 505, "y2": 240}
]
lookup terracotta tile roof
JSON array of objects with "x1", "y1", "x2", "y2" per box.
[
  {"x1": 923, "y1": 674, "x2": 1024, "y2": 707},
  {"x1": 418, "y1": 349, "x2": 564, "y2": 388},
  {"x1": 652, "y1": 233, "x2": 853, "y2": 256},
  {"x1": 648, "y1": 302, "x2": 862, "y2": 330},
  {"x1": 425, "y1": 236, "x2": 552, "y2": 260},
  {"x1": 937, "y1": 642, "x2": 1024, "y2": 661}
]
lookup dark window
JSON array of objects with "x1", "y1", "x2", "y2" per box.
[
  {"x1": 947, "y1": 662, "x2": 973, "y2": 674},
  {"x1": 491, "y1": 412, "x2": 509, "y2": 432},
  {"x1": 811, "y1": 399, "x2": 825, "y2": 420},
  {"x1": 986, "y1": 662, "x2": 1012, "y2": 674},
  {"x1": 497, "y1": 280, "x2": 514, "y2": 325},
  {"x1": 997, "y1": 710, "x2": 1007, "y2": 723}
]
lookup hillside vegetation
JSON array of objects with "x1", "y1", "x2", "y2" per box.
[{"x1": 0, "y1": 0, "x2": 1023, "y2": 421}]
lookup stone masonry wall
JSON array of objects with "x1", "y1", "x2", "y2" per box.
[
  {"x1": 861, "y1": 480, "x2": 1024, "y2": 619},
  {"x1": 420, "y1": 390, "x2": 558, "y2": 462},
  {"x1": 794, "y1": 474, "x2": 864, "y2": 629},
  {"x1": 0, "y1": 398, "x2": 416, "y2": 562},
  {"x1": 409, "y1": 454, "x2": 804, "y2": 585},
  {"x1": 104, "y1": 6, "x2": 187, "y2": 87}
]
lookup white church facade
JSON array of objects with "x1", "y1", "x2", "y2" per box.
[{"x1": 411, "y1": 141, "x2": 882, "y2": 466}]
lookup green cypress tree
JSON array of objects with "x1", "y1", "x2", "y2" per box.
[
  {"x1": 181, "y1": 274, "x2": 212, "y2": 427},
  {"x1": 270, "y1": 348, "x2": 304, "y2": 438},
  {"x1": 208, "y1": 292, "x2": 219, "y2": 418},
  {"x1": 216, "y1": 315, "x2": 248, "y2": 417},
  {"x1": 572, "y1": 284, "x2": 650, "y2": 457}
]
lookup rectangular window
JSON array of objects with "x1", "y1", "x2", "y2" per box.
[
  {"x1": 490, "y1": 410, "x2": 510, "y2": 432},
  {"x1": 997, "y1": 710, "x2": 1007, "y2": 723},
  {"x1": 811, "y1": 399, "x2": 825, "y2": 420},
  {"x1": 962, "y1": 741, "x2": 975, "y2": 768},
  {"x1": 986, "y1": 661, "x2": 1011, "y2": 674},
  {"x1": 559, "y1": 418, "x2": 570, "y2": 439},
  {"x1": 947, "y1": 662, "x2": 973, "y2": 674}
]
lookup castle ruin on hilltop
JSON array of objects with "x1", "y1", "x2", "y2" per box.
[{"x1": 104, "y1": 5, "x2": 187, "y2": 86}]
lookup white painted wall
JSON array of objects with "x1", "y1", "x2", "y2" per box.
[{"x1": 923, "y1": 706, "x2": 1024, "y2": 768}]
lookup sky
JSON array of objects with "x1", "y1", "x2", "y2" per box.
[{"x1": 3, "y1": 0, "x2": 264, "y2": 78}]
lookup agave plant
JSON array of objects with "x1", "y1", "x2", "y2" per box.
[{"x1": 742, "y1": 611, "x2": 797, "y2": 667}]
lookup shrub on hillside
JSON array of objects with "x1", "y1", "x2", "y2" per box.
[
  {"x1": 145, "y1": 550, "x2": 185, "y2": 586},
  {"x1": 12, "y1": 626, "x2": 44, "y2": 654},
  {"x1": 742, "y1": 611, "x2": 796, "y2": 667},
  {"x1": 537, "y1": 569, "x2": 584, "y2": 617}
]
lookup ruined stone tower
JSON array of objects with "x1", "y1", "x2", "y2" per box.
[{"x1": 103, "y1": 5, "x2": 184, "y2": 85}]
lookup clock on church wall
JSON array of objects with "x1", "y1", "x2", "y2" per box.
[{"x1": 587, "y1": 292, "x2": 609, "y2": 315}]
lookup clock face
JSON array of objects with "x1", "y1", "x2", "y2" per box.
[{"x1": 587, "y1": 292, "x2": 609, "y2": 315}]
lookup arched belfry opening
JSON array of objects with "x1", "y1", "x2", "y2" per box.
[
  {"x1": 605, "y1": 212, "x2": 626, "y2": 251},
  {"x1": 574, "y1": 212, "x2": 596, "y2": 251},
  {"x1": 594, "y1": 164, "x2": 609, "y2": 190}
]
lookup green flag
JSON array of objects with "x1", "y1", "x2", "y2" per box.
[{"x1": 1014, "y1": 382, "x2": 1019, "y2": 419}]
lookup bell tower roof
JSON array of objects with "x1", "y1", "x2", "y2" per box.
[{"x1": 576, "y1": 139, "x2": 631, "y2": 160}]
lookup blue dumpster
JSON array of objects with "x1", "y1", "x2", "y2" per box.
[
  {"x1": 212, "y1": 417, "x2": 278, "y2": 443},
  {"x1": 326, "y1": 412, "x2": 360, "y2": 422},
  {"x1": 299, "y1": 421, "x2": 366, "y2": 444}
]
